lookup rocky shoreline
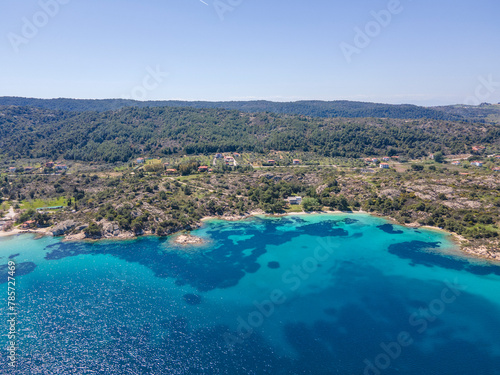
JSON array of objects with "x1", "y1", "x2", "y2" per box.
[{"x1": 1, "y1": 211, "x2": 499, "y2": 262}]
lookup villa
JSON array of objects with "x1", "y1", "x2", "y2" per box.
[
  {"x1": 379, "y1": 163, "x2": 390, "y2": 169},
  {"x1": 287, "y1": 196, "x2": 302, "y2": 205}
]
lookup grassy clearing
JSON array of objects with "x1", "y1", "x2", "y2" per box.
[
  {"x1": 20, "y1": 197, "x2": 68, "y2": 210},
  {"x1": 286, "y1": 205, "x2": 303, "y2": 213}
]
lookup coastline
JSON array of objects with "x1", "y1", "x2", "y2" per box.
[
  {"x1": 2, "y1": 210, "x2": 499, "y2": 262},
  {"x1": 0, "y1": 227, "x2": 51, "y2": 239}
]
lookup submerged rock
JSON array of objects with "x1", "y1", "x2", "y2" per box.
[{"x1": 268, "y1": 261, "x2": 280, "y2": 269}]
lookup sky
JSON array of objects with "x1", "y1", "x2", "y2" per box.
[{"x1": 1, "y1": 0, "x2": 499, "y2": 106}]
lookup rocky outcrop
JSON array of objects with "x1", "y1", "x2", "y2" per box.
[
  {"x1": 101, "y1": 222, "x2": 135, "y2": 239},
  {"x1": 174, "y1": 234, "x2": 204, "y2": 245},
  {"x1": 50, "y1": 220, "x2": 78, "y2": 236},
  {"x1": 102, "y1": 222, "x2": 120, "y2": 237}
]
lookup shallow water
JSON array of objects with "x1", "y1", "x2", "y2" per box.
[{"x1": 1, "y1": 213, "x2": 499, "y2": 374}]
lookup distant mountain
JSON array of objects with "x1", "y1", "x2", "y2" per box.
[{"x1": 0, "y1": 97, "x2": 467, "y2": 121}]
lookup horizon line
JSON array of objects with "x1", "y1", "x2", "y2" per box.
[{"x1": 1, "y1": 95, "x2": 499, "y2": 108}]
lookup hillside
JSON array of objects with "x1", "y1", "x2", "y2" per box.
[
  {"x1": 435, "y1": 103, "x2": 500, "y2": 124},
  {"x1": 1, "y1": 105, "x2": 499, "y2": 163},
  {"x1": 0, "y1": 97, "x2": 467, "y2": 121}
]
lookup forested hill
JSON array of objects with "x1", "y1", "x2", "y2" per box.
[
  {"x1": 0, "y1": 96, "x2": 466, "y2": 121},
  {"x1": 1, "y1": 105, "x2": 499, "y2": 163},
  {"x1": 435, "y1": 103, "x2": 500, "y2": 123}
]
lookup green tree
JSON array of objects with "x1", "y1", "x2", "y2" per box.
[{"x1": 302, "y1": 197, "x2": 321, "y2": 212}]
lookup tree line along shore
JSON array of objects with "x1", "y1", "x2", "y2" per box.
[{"x1": 1, "y1": 160, "x2": 499, "y2": 261}]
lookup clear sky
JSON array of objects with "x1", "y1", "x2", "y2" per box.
[{"x1": 1, "y1": 0, "x2": 499, "y2": 106}]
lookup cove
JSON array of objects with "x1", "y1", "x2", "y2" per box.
[{"x1": 0, "y1": 213, "x2": 499, "y2": 374}]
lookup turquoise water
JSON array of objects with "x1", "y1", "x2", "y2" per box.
[{"x1": 1, "y1": 213, "x2": 499, "y2": 374}]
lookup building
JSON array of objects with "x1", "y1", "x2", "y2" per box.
[
  {"x1": 286, "y1": 196, "x2": 302, "y2": 205},
  {"x1": 55, "y1": 164, "x2": 68, "y2": 171},
  {"x1": 429, "y1": 154, "x2": 434, "y2": 160},
  {"x1": 166, "y1": 169, "x2": 177, "y2": 174},
  {"x1": 8, "y1": 167, "x2": 16, "y2": 173},
  {"x1": 21, "y1": 220, "x2": 36, "y2": 229},
  {"x1": 471, "y1": 161, "x2": 483, "y2": 167},
  {"x1": 379, "y1": 163, "x2": 390, "y2": 169},
  {"x1": 371, "y1": 158, "x2": 379, "y2": 163},
  {"x1": 215, "y1": 153, "x2": 223, "y2": 159},
  {"x1": 136, "y1": 158, "x2": 145, "y2": 164},
  {"x1": 293, "y1": 159, "x2": 301, "y2": 165},
  {"x1": 267, "y1": 160, "x2": 276, "y2": 165},
  {"x1": 382, "y1": 157, "x2": 391, "y2": 162},
  {"x1": 472, "y1": 146, "x2": 485, "y2": 152},
  {"x1": 233, "y1": 153, "x2": 241, "y2": 157},
  {"x1": 451, "y1": 161, "x2": 461, "y2": 166},
  {"x1": 493, "y1": 167, "x2": 500, "y2": 172},
  {"x1": 198, "y1": 166, "x2": 209, "y2": 172},
  {"x1": 45, "y1": 161, "x2": 54, "y2": 168},
  {"x1": 224, "y1": 156, "x2": 235, "y2": 166},
  {"x1": 36, "y1": 206, "x2": 63, "y2": 212}
]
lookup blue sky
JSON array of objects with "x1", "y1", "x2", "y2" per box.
[{"x1": 1, "y1": 0, "x2": 499, "y2": 105}]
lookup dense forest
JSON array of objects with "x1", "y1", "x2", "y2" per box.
[
  {"x1": 1, "y1": 105, "x2": 499, "y2": 163},
  {"x1": 0, "y1": 96, "x2": 484, "y2": 121}
]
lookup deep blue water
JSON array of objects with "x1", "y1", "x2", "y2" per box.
[{"x1": 0, "y1": 213, "x2": 499, "y2": 374}]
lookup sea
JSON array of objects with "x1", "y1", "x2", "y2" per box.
[{"x1": 0, "y1": 213, "x2": 499, "y2": 375}]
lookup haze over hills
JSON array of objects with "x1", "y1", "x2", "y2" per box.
[{"x1": 2, "y1": 96, "x2": 499, "y2": 123}]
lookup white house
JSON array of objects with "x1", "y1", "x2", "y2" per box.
[{"x1": 287, "y1": 196, "x2": 302, "y2": 205}]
